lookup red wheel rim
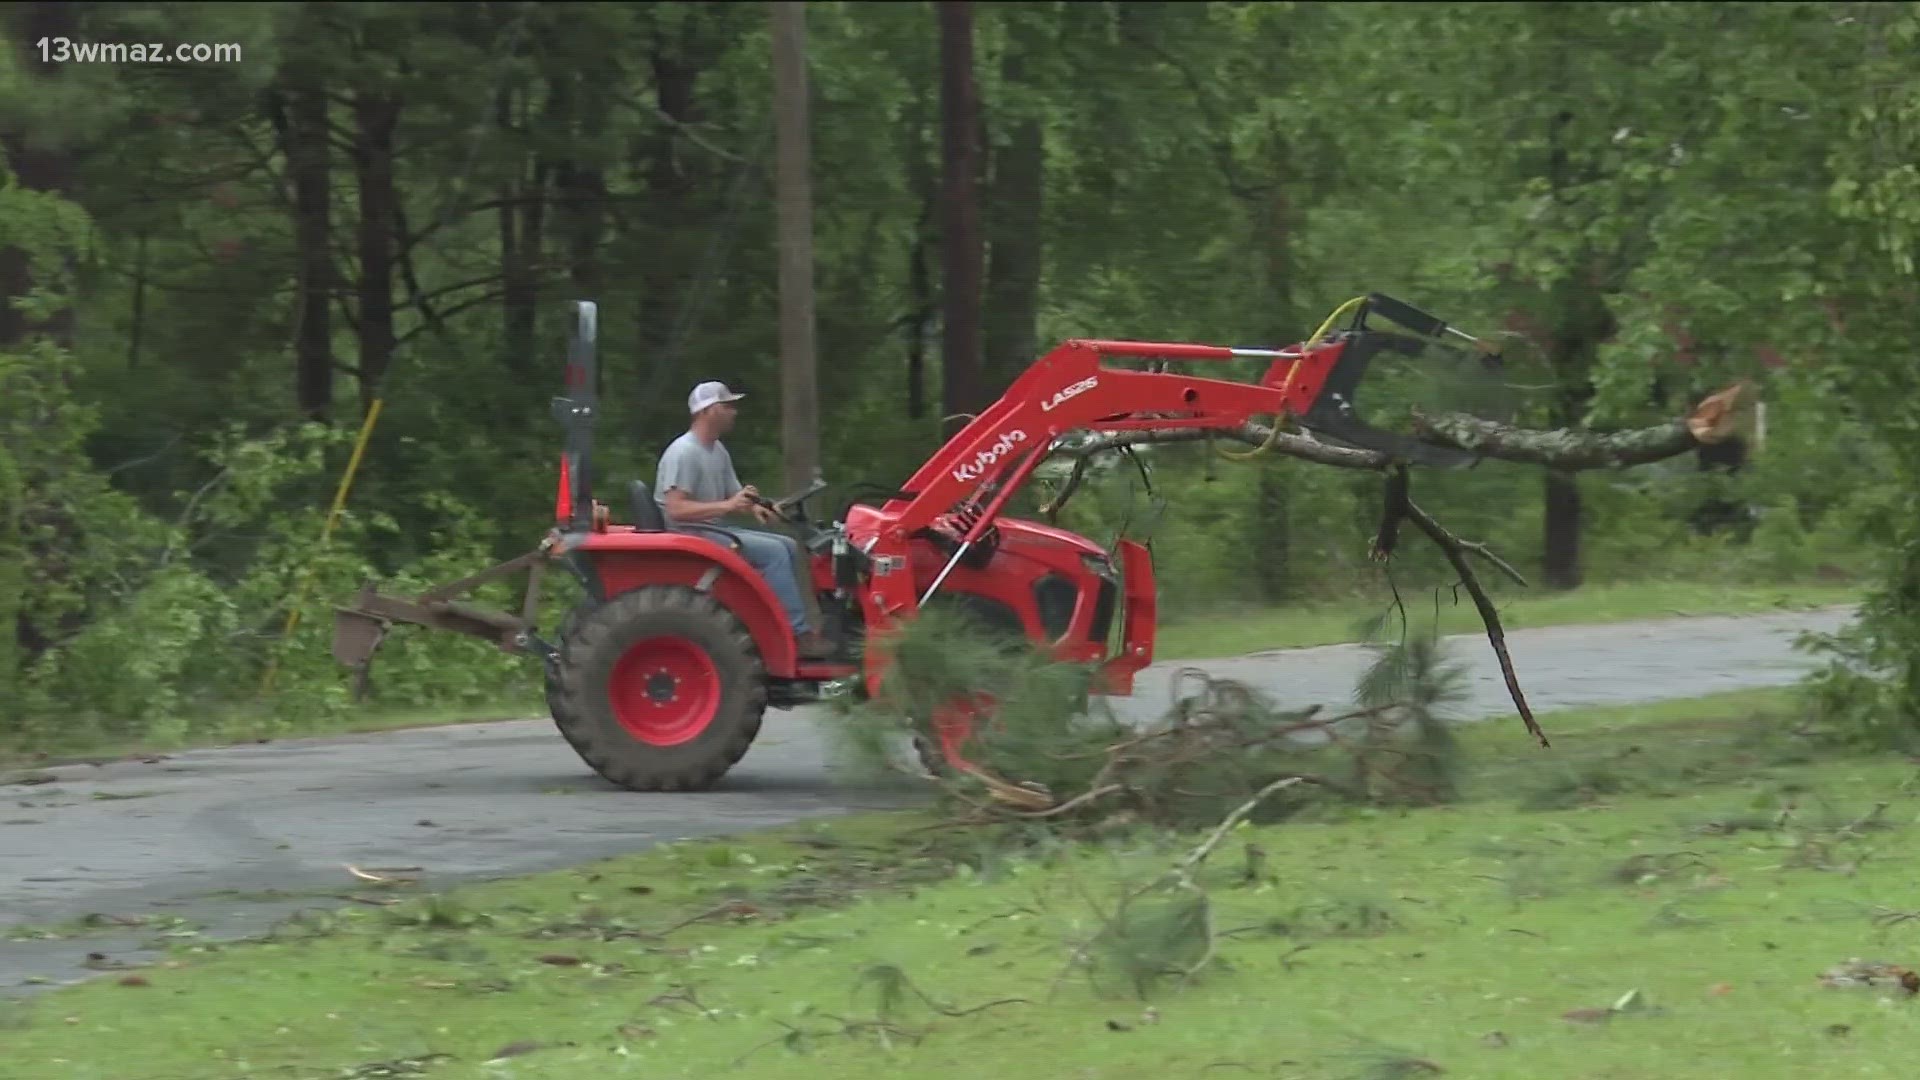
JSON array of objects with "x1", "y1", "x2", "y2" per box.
[{"x1": 609, "y1": 635, "x2": 721, "y2": 746}]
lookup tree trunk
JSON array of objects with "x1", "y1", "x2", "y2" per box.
[
  {"x1": 286, "y1": 81, "x2": 334, "y2": 421},
  {"x1": 353, "y1": 91, "x2": 400, "y2": 404},
  {"x1": 1538, "y1": 278, "x2": 1612, "y2": 591},
  {"x1": 936, "y1": 0, "x2": 984, "y2": 438},
  {"x1": 1542, "y1": 469, "x2": 1582, "y2": 590},
  {"x1": 771, "y1": 0, "x2": 819, "y2": 495},
  {"x1": 496, "y1": 82, "x2": 551, "y2": 387},
  {"x1": 547, "y1": 71, "x2": 606, "y2": 406},
  {"x1": 632, "y1": 31, "x2": 721, "y2": 435},
  {"x1": 906, "y1": 222, "x2": 931, "y2": 422},
  {"x1": 981, "y1": 45, "x2": 1043, "y2": 393},
  {"x1": 902, "y1": 80, "x2": 937, "y2": 424}
]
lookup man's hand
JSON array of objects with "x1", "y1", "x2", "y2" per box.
[
  {"x1": 749, "y1": 501, "x2": 780, "y2": 524},
  {"x1": 725, "y1": 485, "x2": 759, "y2": 515}
]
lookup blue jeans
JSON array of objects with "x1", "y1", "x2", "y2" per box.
[{"x1": 733, "y1": 528, "x2": 812, "y2": 634}]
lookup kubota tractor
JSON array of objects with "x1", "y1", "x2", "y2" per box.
[{"x1": 332, "y1": 296, "x2": 1501, "y2": 791}]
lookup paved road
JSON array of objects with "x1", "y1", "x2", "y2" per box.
[{"x1": 0, "y1": 606, "x2": 1853, "y2": 997}]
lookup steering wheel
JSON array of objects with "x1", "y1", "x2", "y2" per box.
[
  {"x1": 746, "y1": 477, "x2": 837, "y2": 549},
  {"x1": 746, "y1": 475, "x2": 829, "y2": 520}
]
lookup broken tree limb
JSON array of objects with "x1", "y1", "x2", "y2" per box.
[
  {"x1": 1047, "y1": 381, "x2": 1754, "y2": 476},
  {"x1": 1403, "y1": 497, "x2": 1548, "y2": 748},
  {"x1": 1406, "y1": 410, "x2": 1697, "y2": 470},
  {"x1": 1371, "y1": 465, "x2": 1411, "y2": 562}
]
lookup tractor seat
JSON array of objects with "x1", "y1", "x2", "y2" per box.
[
  {"x1": 629, "y1": 479, "x2": 669, "y2": 531},
  {"x1": 628, "y1": 479, "x2": 741, "y2": 552}
]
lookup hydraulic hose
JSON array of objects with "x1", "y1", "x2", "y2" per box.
[{"x1": 1216, "y1": 295, "x2": 1368, "y2": 462}]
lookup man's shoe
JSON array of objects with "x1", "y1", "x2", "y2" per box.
[{"x1": 797, "y1": 631, "x2": 836, "y2": 660}]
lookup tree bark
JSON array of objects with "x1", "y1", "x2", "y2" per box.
[
  {"x1": 903, "y1": 81, "x2": 937, "y2": 424},
  {"x1": 981, "y1": 48, "x2": 1043, "y2": 393},
  {"x1": 1408, "y1": 409, "x2": 1695, "y2": 469},
  {"x1": 551, "y1": 74, "x2": 606, "y2": 298},
  {"x1": 1542, "y1": 468, "x2": 1581, "y2": 589},
  {"x1": 285, "y1": 80, "x2": 334, "y2": 421},
  {"x1": 937, "y1": 0, "x2": 985, "y2": 438},
  {"x1": 632, "y1": 17, "x2": 729, "y2": 434},
  {"x1": 1056, "y1": 382, "x2": 1745, "y2": 478},
  {"x1": 497, "y1": 86, "x2": 548, "y2": 382},
  {"x1": 353, "y1": 90, "x2": 400, "y2": 404},
  {"x1": 1537, "y1": 280, "x2": 1614, "y2": 589},
  {"x1": 906, "y1": 218, "x2": 932, "y2": 422},
  {"x1": 771, "y1": 0, "x2": 819, "y2": 495}
]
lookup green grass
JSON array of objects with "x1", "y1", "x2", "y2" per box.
[
  {"x1": 14, "y1": 687, "x2": 1920, "y2": 1079},
  {"x1": 1156, "y1": 578, "x2": 1860, "y2": 660}
]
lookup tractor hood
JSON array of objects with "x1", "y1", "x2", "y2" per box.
[{"x1": 995, "y1": 516, "x2": 1109, "y2": 561}]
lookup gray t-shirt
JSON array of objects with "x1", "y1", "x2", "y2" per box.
[{"x1": 654, "y1": 431, "x2": 742, "y2": 525}]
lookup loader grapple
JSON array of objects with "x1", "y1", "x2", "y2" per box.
[{"x1": 1297, "y1": 293, "x2": 1509, "y2": 469}]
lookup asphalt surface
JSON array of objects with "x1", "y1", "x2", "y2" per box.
[{"x1": 0, "y1": 605, "x2": 1854, "y2": 998}]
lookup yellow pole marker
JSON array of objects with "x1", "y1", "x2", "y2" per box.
[{"x1": 260, "y1": 398, "x2": 385, "y2": 694}]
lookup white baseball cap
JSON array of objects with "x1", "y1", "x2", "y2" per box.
[{"x1": 688, "y1": 380, "x2": 745, "y2": 414}]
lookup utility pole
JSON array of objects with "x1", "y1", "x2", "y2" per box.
[{"x1": 771, "y1": 0, "x2": 820, "y2": 494}]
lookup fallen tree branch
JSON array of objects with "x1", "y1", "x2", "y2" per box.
[
  {"x1": 1174, "y1": 776, "x2": 1312, "y2": 883},
  {"x1": 1455, "y1": 533, "x2": 1530, "y2": 588},
  {"x1": 1044, "y1": 381, "x2": 1751, "y2": 482},
  {"x1": 1407, "y1": 410, "x2": 1696, "y2": 470},
  {"x1": 1371, "y1": 465, "x2": 1411, "y2": 562},
  {"x1": 1404, "y1": 497, "x2": 1548, "y2": 748},
  {"x1": 1404, "y1": 379, "x2": 1754, "y2": 470}
]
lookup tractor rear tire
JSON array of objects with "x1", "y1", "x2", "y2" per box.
[
  {"x1": 543, "y1": 599, "x2": 596, "y2": 730},
  {"x1": 551, "y1": 585, "x2": 767, "y2": 792}
]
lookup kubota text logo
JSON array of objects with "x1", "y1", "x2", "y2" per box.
[
  {"x1": 1042, "y1": 376, "x2": 1099, "y2": 413},
  {"x1": 951, "y1": 429, "x2": 1029, "y2": 484}
]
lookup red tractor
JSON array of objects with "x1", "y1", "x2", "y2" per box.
[{"x1": 332, "y1": 296, "x2": 1499, "y2": 792}]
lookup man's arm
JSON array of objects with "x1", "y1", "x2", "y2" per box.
[
  {"x1": 712, "y1": 446, "x2": 778, "y2": 523},
  {"x1": 663, "y1": 486, "x2": 748, "y2": 523}
]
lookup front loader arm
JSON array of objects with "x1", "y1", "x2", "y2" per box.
[
  {"x1": 842, "y1": 336, "x2": 1347, "y2": 651},
  {"x1": 878, "y1": 337, "x2": 1341, "y2": 544},
  {"x1": 849, "y1": 296, "x2": 1498, "y2": 698}
]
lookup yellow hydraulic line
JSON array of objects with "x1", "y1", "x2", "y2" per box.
[
  {"x1": 259, "y1": 398, "x2": 385, "y2": 694},
  {"x1": 1218, "y1": 296, "x2": 1367, "y2": 461}
]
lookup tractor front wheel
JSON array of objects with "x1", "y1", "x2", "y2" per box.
[{"x1": 552, "y1": 585, "x2": 766, "y2": 791}]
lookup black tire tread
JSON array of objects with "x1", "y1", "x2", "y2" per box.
[{"x1": 544, "y1": 599, "x2": 595, "y2": 729}]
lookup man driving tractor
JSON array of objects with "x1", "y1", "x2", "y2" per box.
[{"x1": 655, "y1": 380, "x2": 834, "y2": 659}]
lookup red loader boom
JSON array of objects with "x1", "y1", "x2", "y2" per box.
[{"x1": 333, "y1": 295, "x2": 1501, "y2": 791}]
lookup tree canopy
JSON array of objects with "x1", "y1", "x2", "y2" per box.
[{"x1": 3, "y1": 1, "x2": 1915, "y2": 748}]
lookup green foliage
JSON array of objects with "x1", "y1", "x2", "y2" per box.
[
  {"x1": 832, "y1": 603, "x2": 1473, "y2": 829},
  {"x1": 0, "y1": 0, "x2": 1910, "y2": 750},
  {"x1": 0, "y1": 337, "x2": 549, "y2": 747}
]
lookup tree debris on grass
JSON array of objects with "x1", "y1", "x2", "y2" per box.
[
  {"x1": 1819, "y1": 959, "x2": 1920, "y2": 994},
  {"x1": 831, "y1": 600, "x2": 1477, "y2": 834}
]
